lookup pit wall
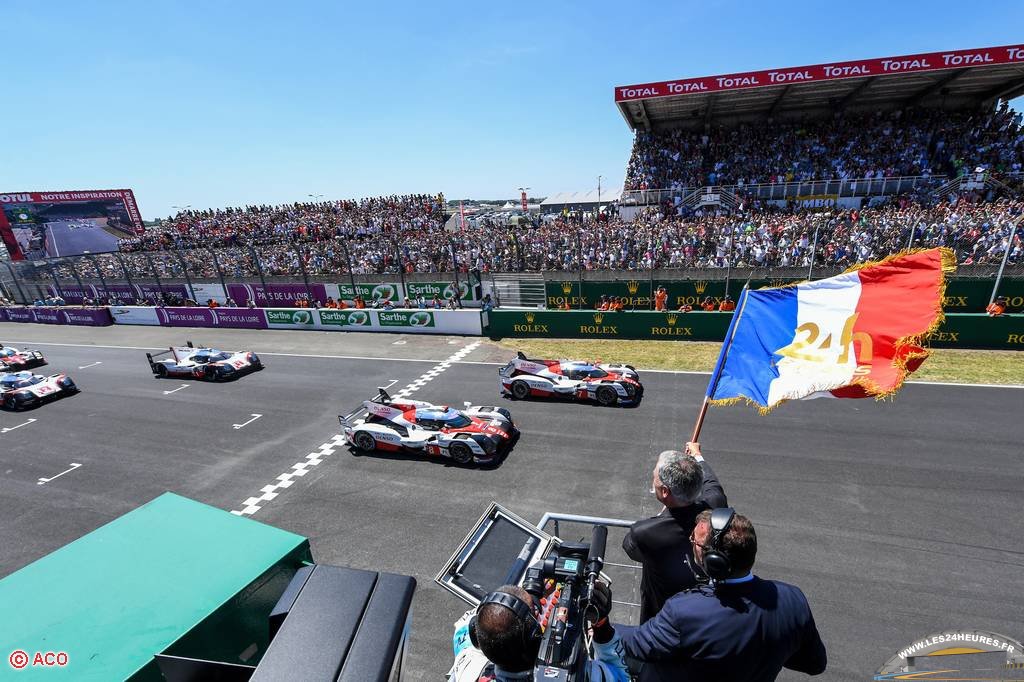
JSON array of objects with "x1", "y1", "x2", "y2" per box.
[{"x1": 105, "y1": 306, "x2": 483, "y2": 335}]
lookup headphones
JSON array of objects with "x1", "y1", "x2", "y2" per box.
[
  {"x1": 700, "y1": 507, "x2": 736, "y2": 582},
  {"x1": 468, "y1": 590, "x2": 543, "y2": 650}
]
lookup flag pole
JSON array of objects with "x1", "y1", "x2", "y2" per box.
[{"x1": 690, "y1": 284, "x2": 751, "y2": 443}]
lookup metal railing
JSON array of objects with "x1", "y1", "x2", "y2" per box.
[
  {"x1": 538, "y1": 512, "x2": 641, "y2": 618},
  {"x1": 620, "y1": 174, "x2": 948, "y2": 206}
]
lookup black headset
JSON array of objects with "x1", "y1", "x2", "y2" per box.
[
  {"x1": 468, "y1": 590, "x2": 543, "y2": 650},
  {"x1": 701, "y1": 507, "x2": 736, "y2": 582}
]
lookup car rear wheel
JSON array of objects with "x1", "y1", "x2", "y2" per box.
[
  {"x1": 449, "y1": 442, "x2": 473, "y2": 464},
  {"x1": 596, "y1": 385, "x2": 618, "y2": 406},
  {"x1": 353, "y1": 432, "x2": 376, "y2": 452},
  {"x1": 156, "y1": 364, "x2": 168, "y2": 378},
  {"x1": 510, "y1": 380, "x2": 530, "y2": 400}
]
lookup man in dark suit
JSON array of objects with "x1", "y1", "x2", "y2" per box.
[
  {"x1": 620, "y1": 509, "x2": 827, "y2": 681},
  {"x1": 622, "y1": 441, "x2": 727, "y2": 622}
]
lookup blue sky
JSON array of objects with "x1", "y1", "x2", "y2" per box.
[{"x1": 2, "y1": 1, "x2": 1022, "y2": 218}]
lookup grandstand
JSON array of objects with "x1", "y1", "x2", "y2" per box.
[
  {"x1": 615, "y1": 44, "x2": 1024, "y2": 209},
  {"x1": 2, "y1": 46, "x2": 1021, "y2": 306}
]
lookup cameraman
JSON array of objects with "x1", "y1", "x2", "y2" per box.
[
  {"x1": 620, "y1": 509, "x2": 827, "y2": 681},
  {"x1": 447, "y1": 583, "x2": 630, "y2": 681},
  {"x1": 623, "y1": 442, "x2": 727, "y2": 622}
]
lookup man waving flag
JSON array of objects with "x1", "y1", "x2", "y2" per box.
[{"x1": 703, "y1": 248, "x2": 954, "y2": 415}]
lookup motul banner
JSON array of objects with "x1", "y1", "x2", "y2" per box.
[{"x1": 615, "y1": 44, "x2": 1024, "y2": 101}]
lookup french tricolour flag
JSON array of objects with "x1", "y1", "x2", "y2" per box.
[{"x1": 708, "y1": 249, "x2": 953, "y2": 411}]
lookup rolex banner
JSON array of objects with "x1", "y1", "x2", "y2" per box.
[
  {"x1": 483, "y1": 310, "x2": 1022, "y2": 349},
  {"x1": 543, "y1": 278, "x2": 1023, "y2": 313}
]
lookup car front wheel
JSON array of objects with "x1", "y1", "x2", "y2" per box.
[{"x1": 596, "y1": 385, "x2": 618, "y2": 406}]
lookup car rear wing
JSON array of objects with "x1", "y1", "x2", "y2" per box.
[
  {"x1": 145, "y1": 348, "x2": 176, "y2": 374},
  {"x1": 337, "y1": 386, "x2": 393, "y2": 430}
]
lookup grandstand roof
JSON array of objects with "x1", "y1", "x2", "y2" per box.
[
  {"x1": 540, "y1": 188, "x2": 623, "y2": 208},
  {"x1": 615, "y1": 45, "x2": 1024, "y2": 131}
]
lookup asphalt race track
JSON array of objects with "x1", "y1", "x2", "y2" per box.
[
  {"x1": 44, "y1": 220, "x2": 120, "y2": 257},
  {"x1": 1, "y1": 323, "x2": 1022, "y2": 681}
]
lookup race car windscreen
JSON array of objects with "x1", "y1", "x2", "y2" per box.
[
  {"x1": 1, "y1": 375, "x2": 35, "y2": 389},
  {"x1": 568, "y1": 366, "x2": 608, "y2": 379},
  {"x1": 417, "y1": 408, "x2": 472, "y2": 428}
]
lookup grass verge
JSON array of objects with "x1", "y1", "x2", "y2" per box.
[{"x1": 493, "y1": 339, "x2": 1024, "y2": 385}]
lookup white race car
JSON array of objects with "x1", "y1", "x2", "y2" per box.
[
  {"x1": 1, "y1": 371, "x2": 79, "y2": 410},
  {"x1": 499, "y1": 352, "x2": 643, "y2": 406},
  {"x1": 146, "y1": 341, "x2": 263, "y2": 381},
  {"x1": 0, "y1": 345, "x2": 47, "y2": 372},
  {"x1": 339, "y1": 389, "x2": 518, "y2": 465}
]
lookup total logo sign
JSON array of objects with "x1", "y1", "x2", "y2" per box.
[{"x1": 378, "y1": 310, "x2": 435, "y2": 327}]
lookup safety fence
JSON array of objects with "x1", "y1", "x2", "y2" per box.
[{"x1": 482, "y1": 310, "x2": 1024, "y2": 350}]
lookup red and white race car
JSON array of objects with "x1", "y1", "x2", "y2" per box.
[
  {"x1": 1, "y1": 371, "x2": 79, "y2": 410},
  {"x1": 339, "y1": 389, "x2": 518, "y2": 465},
  {"x1": 146, "y1": 342, "x2": 263, "y2": 381},
  {"x1": 499, "y1": 352, "x2": 643, "y2": 406},
  {"x1": 0, "y1": 345, "x2": 47, "y2": 372}
]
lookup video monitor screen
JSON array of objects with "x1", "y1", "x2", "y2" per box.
[
  {"x1": 451, "y1": 514, "x2": 543, "y2": 603},
  {"x1": 0, "y1": 189, "x2": 143, "y2": 260}
]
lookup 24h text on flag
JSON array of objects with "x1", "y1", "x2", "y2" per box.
[{"x1": 701, "y1": 248, "x2": 954, "y2": 416}]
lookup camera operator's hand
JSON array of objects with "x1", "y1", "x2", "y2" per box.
[
  {"x1": 590, "y1": 580, "x2": 616, "y2": 644},
  {"x1": 686, "y1": 441, "x2": 703, "y2": 460},
  {"x1": 591, "y1": 580, "x2": 612, "y2": 623}
]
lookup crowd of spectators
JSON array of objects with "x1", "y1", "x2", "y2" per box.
[
  {"x1": 34, "y1": 193, "x2": 1021, "y2": 283},
  {"x1": 625, "y1": 104, "x2": 1023, "y2": 191}
]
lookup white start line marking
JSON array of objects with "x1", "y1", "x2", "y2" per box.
[
  {"x1": 232, "y1": 414, "x2": 263, "y2": 430},
  {"x1": 230, "y1": 340, "x2": 482, "y2": 516},
  {"x1": 77, "y1": 361, "x2": 103, "y2": 370},
  {"x1": 162, "y1": 384, "x2": 189, "y2": 395},
  {"x1": 38, "y1": 462, "x2": 81, "y2": 485},
  {"x1": 1, "y1": 418, "x2": 37, "y2": 434}
]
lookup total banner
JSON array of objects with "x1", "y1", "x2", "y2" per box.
[
  {"x1": 155, "y1": 307, "x2": 268, "y2": 329},
  {"x1": 0, "y1": 306, "x2": 113, "y2": 326}
]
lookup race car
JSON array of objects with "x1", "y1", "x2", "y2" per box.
[
  {"x1": 146, "y1": 341, "x2": 263, "y2": 381},
  {"x1": 499, "y1": 351, "x2": 643, "y2": 406},
  {"x1": 1, "y1": 371, "x2": 79, "y2": 410},
  {"x1": 0, "y1": 345, "x2": 47, "y2": 372},
  {"x1": 339, "y1": 389, "x2": 518, "y2": 465}
]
